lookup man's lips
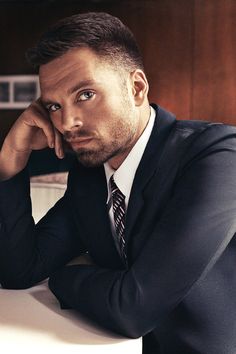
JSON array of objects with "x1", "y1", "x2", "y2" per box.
[{"x1": 65, "y1": 137, "x2": 94, "y2": 148}]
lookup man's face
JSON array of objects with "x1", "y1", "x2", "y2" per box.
[{"x1": 39, "y1": 48, "x2": 146, "y2": 168}]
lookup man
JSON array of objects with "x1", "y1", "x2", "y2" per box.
[{"x1": 0, "y1": 12, "x2": 236, "y2": 354}]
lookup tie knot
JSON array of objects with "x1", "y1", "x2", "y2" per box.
[{"x1": 110, "y1": 175, "x2": 125, "y2": 200}]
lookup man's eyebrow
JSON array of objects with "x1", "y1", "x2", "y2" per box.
[{"x1": 67, "y1": 79, "x2": 96, "y2": 95}]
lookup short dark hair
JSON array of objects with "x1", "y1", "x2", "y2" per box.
[{"x1": 26, "y1": 12, "x2": 144, "y2": 72}]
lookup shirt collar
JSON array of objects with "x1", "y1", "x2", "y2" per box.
[{"x1": 104, "y1": 105, "x2": 156, "y2": 205}]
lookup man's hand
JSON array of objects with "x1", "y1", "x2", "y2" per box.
[{"x1": 0, "y1": 99, "x2": 64, "y2": 180}]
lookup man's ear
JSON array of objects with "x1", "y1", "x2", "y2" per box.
[{"x1": 130, "y1": 69, "x2": 149, "y2": 106}]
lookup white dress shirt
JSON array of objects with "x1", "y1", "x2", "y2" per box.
[{"x1": 104, "y1": 106, "x2": 156, "y2": 237}]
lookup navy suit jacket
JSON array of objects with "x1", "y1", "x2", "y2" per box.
[{"x1": 1, "y1": 105, "x2": 236, "y2": 354}]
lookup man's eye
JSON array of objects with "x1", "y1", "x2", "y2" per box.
[
  {"x1": 78, "y1": 91, "x2": 95, "y2": 101},
  {"x1": 47, "y1": 103, "x2": 61, "y2": 112}
]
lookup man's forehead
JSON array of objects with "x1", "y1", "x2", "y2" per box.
[
  {"x1": 38, "y1": 48, "x2": 109, "y2": 89},
  {"x1": 39, "y1": 59, "x2": 90, "y2": 83}
]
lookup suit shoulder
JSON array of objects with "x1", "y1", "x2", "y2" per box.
[
  {"x1": 174, "y1": 119, "x2": 236, "y2": 141},
  {"x1": 162, "y1": 120, "x2": 236, "y2": 170},
  {"x1": 175, "y1": 119, "x2": 234, "y2": 132},
  {"x1": 172, "y1": 120, "x2": 236, "y2": 168}
]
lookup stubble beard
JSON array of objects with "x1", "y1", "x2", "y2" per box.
[
  {"x1": 75, "y1": 146, "x2": 122, "y2": 167},
  {"x1": 75, "y1": 127, "x2": 135, "y2": 167},
  {"x1": 75, "y1": 114, "x2": 137, "y2": 168}
]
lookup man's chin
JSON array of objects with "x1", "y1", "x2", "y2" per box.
[{"x1": 75, "y1": 151, "x2": 108, "y2": 168}]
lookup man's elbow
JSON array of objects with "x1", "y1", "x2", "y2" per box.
[
  {"x1": 112, "y1": 308, "x2": 151, "y2": 339},
  {"x1": 1, "y1": 280, "x2": 32, "y2": 289},
  {"x1": 0, "y1": 274, "x2": 36, "y2": 289}
]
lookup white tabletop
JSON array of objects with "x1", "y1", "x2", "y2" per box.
[{"x1": 0, "y1": 281, "x2": 141, "y2": 354}]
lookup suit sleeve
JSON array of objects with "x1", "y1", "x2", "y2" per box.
[
  {"x1": 0, "y1": 168, "x2": 86, "y2": 289},
  {"x1": 48, "y1": 125, "x2": 236, "y2": 338}
]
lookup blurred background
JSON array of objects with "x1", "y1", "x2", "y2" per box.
[{"x1": 1, "y1": 0, "x2": 236, "y2": 172}]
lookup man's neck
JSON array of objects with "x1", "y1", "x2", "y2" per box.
[{"x1": 108, "y1": 104, "x2": 151, "y2": 170}]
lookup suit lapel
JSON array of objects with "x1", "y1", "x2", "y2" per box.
[
  {"x1": 71, "y1": 164, "x2": 122, "y2": 267},
  {"x1": 125, "y1": 105, "x2": 176, "y2": 240}
]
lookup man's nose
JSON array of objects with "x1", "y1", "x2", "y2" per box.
[{"x1": 61, "y1": 107, "x2": 83, "y2": 131}]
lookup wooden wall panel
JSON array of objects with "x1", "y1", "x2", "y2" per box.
[
  {"x1": 1, "y1": 0, "x2": 236, "y2": 148},
  {"x1": 112, "y1": 0, "x2": 193, "y2": 120},
  {"x1": 192, "y1": 0, "x2": 236, "y2": 124}
]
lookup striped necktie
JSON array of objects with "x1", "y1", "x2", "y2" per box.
[{"x1": 110, "y1": 175, "x2": 127, "y2": 262}]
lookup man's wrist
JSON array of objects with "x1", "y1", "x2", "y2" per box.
[{"x1": 0, "y1": 143, "x2": 31, "y2": 181}]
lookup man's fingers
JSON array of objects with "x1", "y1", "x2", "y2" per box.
[
  {"x1": 54, "y1": 128, "x2": 64, "y2": 159},
  {"x1": 30, "y1": 100, "x2": 55, "y2": 149},
  {"x1": 43, "y1": 122, "x2": 55, "y2": 149}
]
